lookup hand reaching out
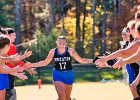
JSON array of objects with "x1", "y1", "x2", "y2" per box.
[
  {"x1": 13, "y1": 65, "x2": 25, "y2": 72},
  {"x1": 112, "y1": 59, "x2": 125, "y2": 69},
  {"x1": 21, "y1": 62, "x2": 33, "y2": 69},
  {"x1": 95, "y1": 56, "x2": 108, "y2": 68},
  {"x1": 26, "y1": 68, "x2": 37, "y2": 75},
  {"x1": 13, "y1": 72, "x2": 28, "y2": 80},
  {"x1": 23, "y1": 50, "x2": 32, "y2": 59}
]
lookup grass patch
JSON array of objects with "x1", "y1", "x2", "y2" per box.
[{"x1": 15, "y1": 65, "x2": 123, "y2": 86}]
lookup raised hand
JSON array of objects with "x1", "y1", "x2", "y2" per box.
[
  {"x1": 26, "y1": 68, "x2": 37, "y2": 75},
  {"x1": 23, "y1": 50, "x2": 32, "y2": 58}
]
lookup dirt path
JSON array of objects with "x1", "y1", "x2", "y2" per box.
[{"x1": 15, "y1": 82, "x2": 133, "y2": 100}]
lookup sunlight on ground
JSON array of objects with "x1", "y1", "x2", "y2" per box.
[{"x1": 15, "y1": 82, "x2": 133, "y2": 100}]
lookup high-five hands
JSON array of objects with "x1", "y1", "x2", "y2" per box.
[
  {"x1": 94, "y1": 56, "x2": 117, "y2": 69},
  {"x1": 94, "y1": 56, "x2": 107, "y2": 68},
  {"x1": 112, "y1": 59, "x2": 125, "y2": 69}
]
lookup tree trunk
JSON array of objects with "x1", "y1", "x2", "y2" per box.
[
  {"x1": 101, "y1": 14, "x2": 107, "y2": 54},
  {"x1": 15, "y1": 0, "x2": 21, "y2": 52},
  {"x1": 23, "y1": 0, "x2": 28, "y2": 39},
  {"x1": 29, "y1": 0, "x2": 35, "y2": 39},
  {"x1": 81, "y1": 0, "x2": 87, "y2": 56},
  {"x1": 92, "y1": 0, "x2": 96, "y2": 58},
  {"x1": 60, "y1": 0, "x2": 65, "y2": 32},
  {"x1": 76, "y1": 0, "x2": 81, "y2": 40},
  {"x1": 49, "y1": 0, "x2": 55, "y2": 28},
  {"x1": 117, "y1": 0, "x2": 121, "y2": 17},
  {"x1": 75, "y1": 0, "x2": 83, "y2": 59}
]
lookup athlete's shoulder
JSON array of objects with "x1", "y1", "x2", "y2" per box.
[
  {"x1": 68, "y1": 47, "x2": 76, "y2": 56},
  {"x1": 49, "y1": 48, "x2": 55, "y2": 53},
  {"x1": 68, "y1": 47, "x2": 74, "y2": 52},
  {"x1": 49, "y1": 48, "x2": 57, "y2": 55}
]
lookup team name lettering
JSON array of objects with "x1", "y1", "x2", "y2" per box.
[{"x1": 54, "y1": 57, "x2": 71, "y2": 62}]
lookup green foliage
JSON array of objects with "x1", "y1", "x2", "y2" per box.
[
  {"x1": 21, "y1": 29, "x2": 58, "y2": 62},
  {"x1": 0, "y1": 0, "x2": 15, "y2": 27},
  {"x1": 96, "y1": 0, "x2": 115, "y2": 11}
]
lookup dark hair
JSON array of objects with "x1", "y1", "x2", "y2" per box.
[
  {"x1": 130, "y1": 34, "x2": 134, "y2": 42},
  {"x1": 135, "y1": 11, "x2": 140, "y2": 19},
  {"x1": 121, "y1": 27, "x2": 130, "y2": 34},
  {"x1": 57, "y1": 36, "x2": 67, "y2": 42},
  {"x1": 0, "y1": 28, "x2": 8, "y2": 35},
  {"x1": 122, "y1": 41, "x2": 129, "y2": 49},
  {"x1": 0, "y1": 35, "x2": 10, "y2": 49},
  {"x1": 6, "y1": 28, "x2": 15, "y2": 34},
  {"x1": 58, "y1": 36, "x2": 66, "y2": 39},
  {"x1": 136, "y1": 22, "x2": 140, "y2": 34},
  {"x1": 127, "y1": 20, "x2": 136, "y2": 30}
]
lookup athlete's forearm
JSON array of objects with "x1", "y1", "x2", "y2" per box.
[
  {"x1": 0, "y1": 67, "x2": 17, "y2": 74},
  {"x1": 31, "y1": 60, "x2": 49, "y2": 68},
  {"x1": 10, "y1": 72, "x2": 18, "y2": 76},
  {"x1": 105, "y1": 51, "x2": 122, "y2": 61},
  {"x1": 104, "y1": 49, "x2": 131, "y2": 61},
  {"x1": 105, "y1": 42, "x2": 140, "y2": 61},
  {"x1": 81, "y1": 58, "x2": 93, "y2": 64},
  {"x1": 0, "y1": 56, "x2": 14, "y2": 62},
  {"x1": 122, "y1": 48, "x2": 140, "y2": 64}
]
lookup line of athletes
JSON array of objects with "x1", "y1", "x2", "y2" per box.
[{"x1": 1, "y1": 11, "x2": 140, "y2": 100}]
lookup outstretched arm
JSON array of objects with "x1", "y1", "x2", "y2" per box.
[
  {"x1": 95, "y1": 41, "x2": 140, "y2": 67},
  {"x1": 26, "y1": 68, "x2": 37, "y2": 75},
  {"x1": 104, "y1": 41, "x2": 140, "y2": 61},
  {"x1": 10, "y1": 72, "x2": 28, "y2": 80},
  {"x1": 112, "y1": 47, "x2": 140, "y2": 69},
  {"x1": 0, "y1": 65, "x2": 24, "y2": 74},
  {"x1": 121, "y1": 47, "x2": 140, "y2": 64},
  {"x1": 69, "y1": 48, "x2": 93, "y2": 64},
  {"x1": 0, "y1": 53, "x2": 20, "y2": 62},
  {"x1": 26, "y1": 49, "x2": 54, "y2": 68}
]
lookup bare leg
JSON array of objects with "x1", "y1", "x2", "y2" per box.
[
  {"x1": 0, "y1": 89, "x2": 6, "y2": 100},
  {"x1": 129, "y1": 85, "x2": 139, "y2": 98},
  {"x1": 54, "y1": 81, "x2": 66, "y2": 100},
  {"x1": 65, "y1": 84, "x2": 72, "y2": 100}
]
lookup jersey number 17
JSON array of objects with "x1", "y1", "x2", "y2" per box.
[{"x1": 59, "y1": 62, "x2": 66, "y2": 70}]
